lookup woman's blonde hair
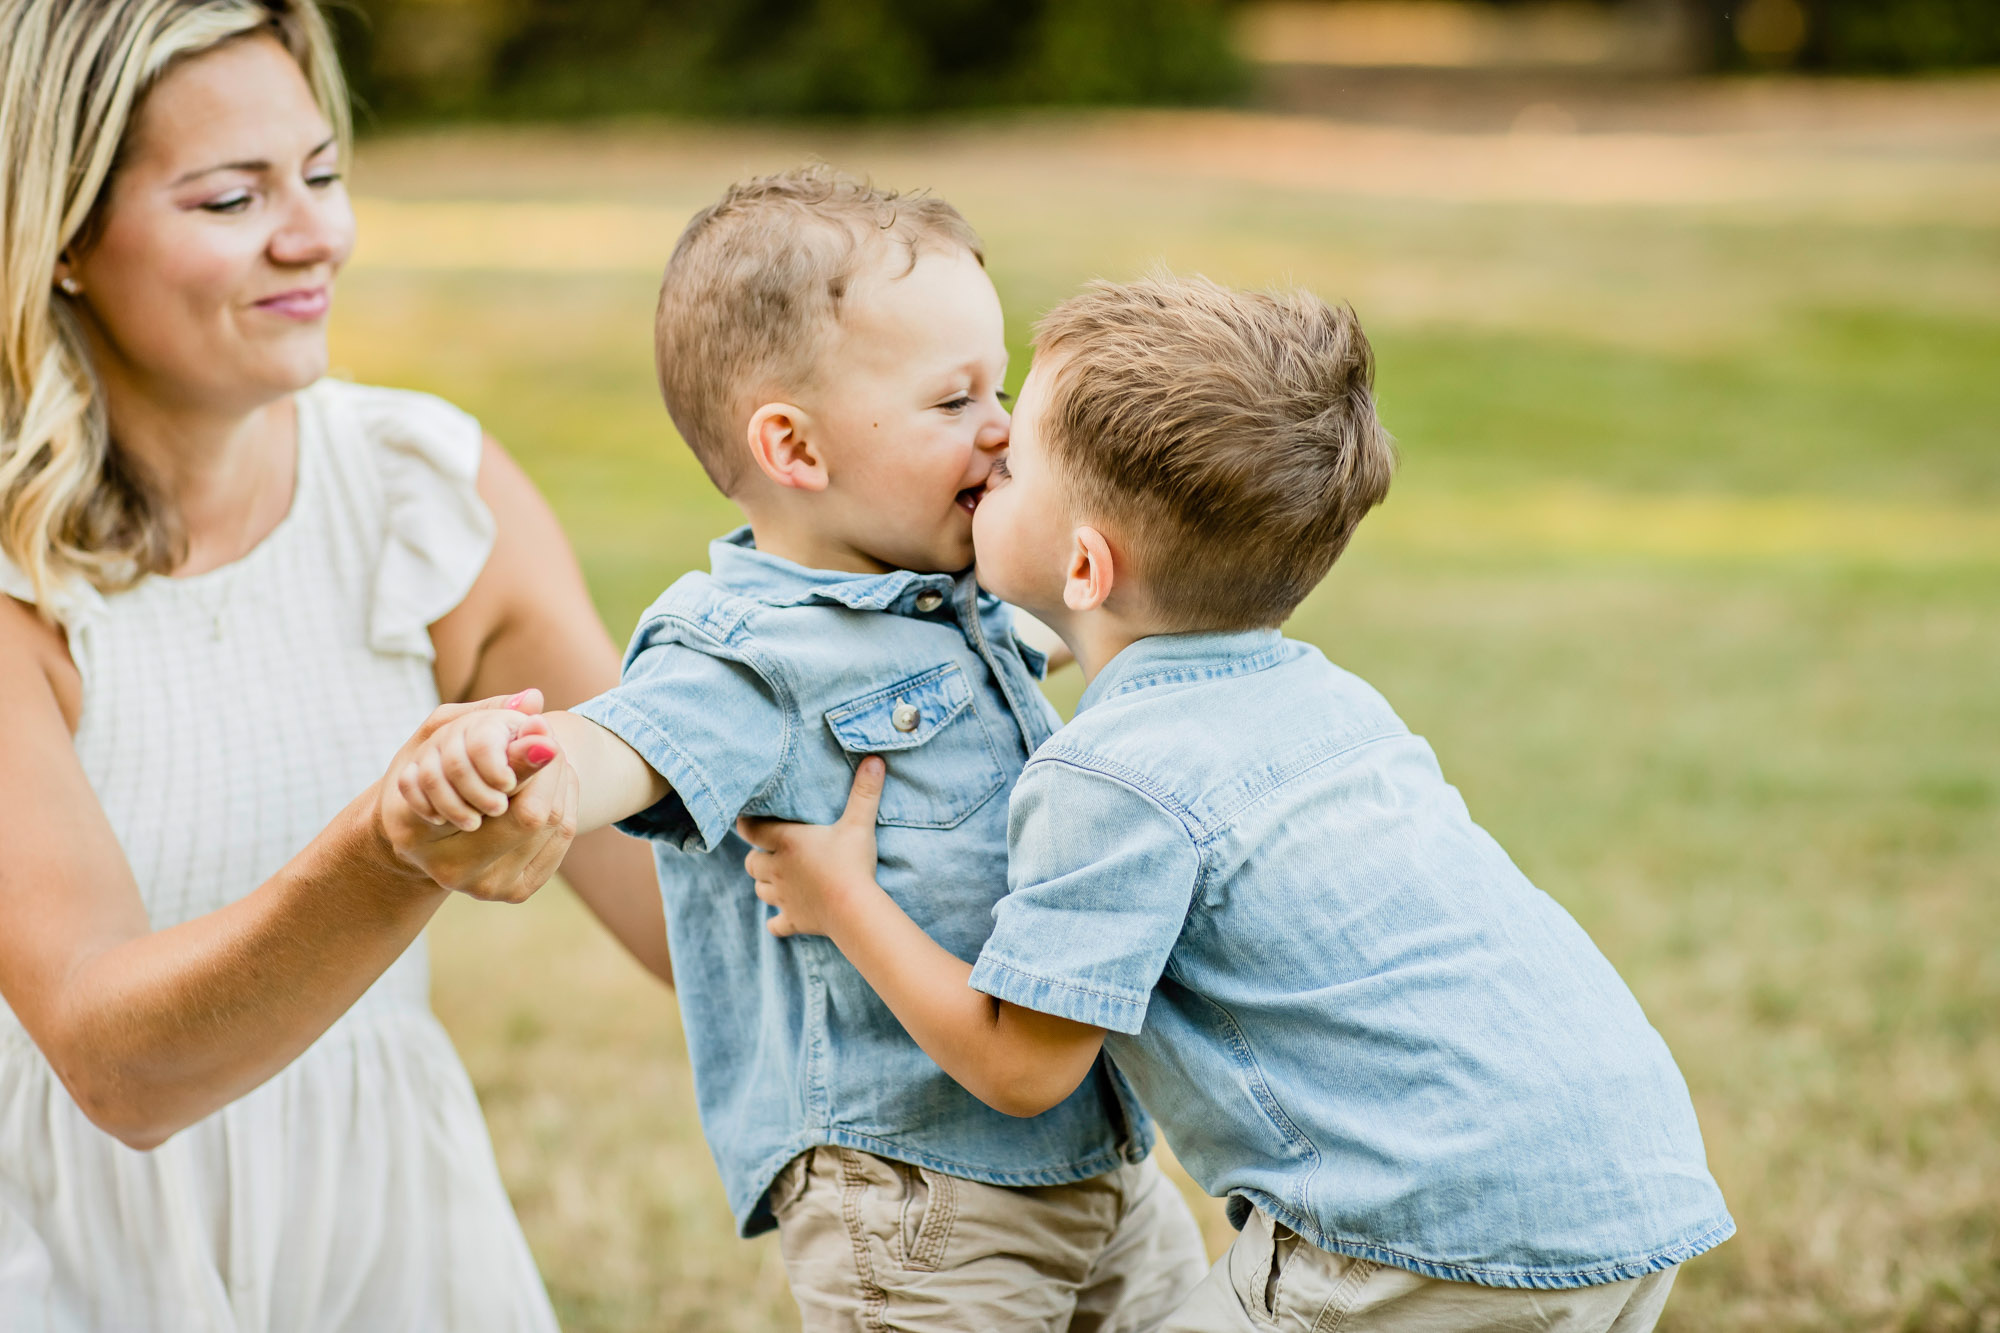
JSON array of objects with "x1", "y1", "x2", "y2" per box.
[{"x1": 0, "y1": 0, "x2": 348, "y2": 609}]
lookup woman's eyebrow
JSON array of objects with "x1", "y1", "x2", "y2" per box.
[
  {"x1": 170, "y1": 159, "x2": 267, "y2": 185},
  {"x1": 169, "y1": 136, "x2": 337, "y2": 187}
]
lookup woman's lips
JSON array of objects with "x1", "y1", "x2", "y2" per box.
[{"x1": 253, "y1": 286, "x2": 330, "y2": 320}]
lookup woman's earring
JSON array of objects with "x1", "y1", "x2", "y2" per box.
[{"x1": 57, "y1": 277, "x2": 81, "y2": 296}]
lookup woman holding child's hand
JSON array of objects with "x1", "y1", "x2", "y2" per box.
[
  {"x1": 0, "y1": 4, "x2": 662, "y2": 1327},
  {"x1": 378, "y1": 689, "x2": 579, "y2": 901}
]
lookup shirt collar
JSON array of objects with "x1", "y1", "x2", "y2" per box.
[
  {"x1": 707, "y1": 527, "x2": 964, "y2": 613},
  {"x1": 1076, "y1": 628, "x2": 1287, "y2": 713}
]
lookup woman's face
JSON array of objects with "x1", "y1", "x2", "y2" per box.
[{"x1": 62, "y1": 33, "x2": 354, "y2": 416}]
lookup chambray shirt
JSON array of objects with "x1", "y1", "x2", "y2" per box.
[
  {"x1": 573, "y1": 530, "x2": 1150, "y2": 1236},
  {"x1": 969, "y1": 630, "x2": 1734, "y2": 1289}
]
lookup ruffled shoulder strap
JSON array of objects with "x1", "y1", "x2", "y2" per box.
[
  {"x1": 0, "y1": 551, "x2": 34, "y2": 606},
  {"x1": 0, "y1": 547, "x2": 106, "y2": 630},
  {"x1": 310, "y1": 379, "x2": 497, "y2": 659}
]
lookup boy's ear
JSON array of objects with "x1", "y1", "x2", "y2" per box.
[
  {"x1": 1063, "y1": 525, "x2": 1117, "y2": 613},
  {"x1": 746, "y1": 402, "x2": 828, "y2": 493}
]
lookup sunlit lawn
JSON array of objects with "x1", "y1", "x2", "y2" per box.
[{"x1": 330, "y1": 99, "x2": 2000, "y2": 1332}]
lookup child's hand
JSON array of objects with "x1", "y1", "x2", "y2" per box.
[
  {"x1": 738, "y1": 757, "x2": 886, "y2": 939},
  {"x1": 378, "y1": 690, "x2": 578, "y2": 903},
  {"x1": 397, "y1": 702, "x2": 559, "y2": 833}
]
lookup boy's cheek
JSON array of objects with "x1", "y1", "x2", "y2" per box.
[
  {"x1": 970, "y1": 517, "x2": 1028, "y2": 601},
  {"x1": 969, "y1": 505, "x2": 1001, "y2": 567}
]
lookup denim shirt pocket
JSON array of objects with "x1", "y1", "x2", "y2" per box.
[{"x1": 824, "y1": 663, "x2": 1007, "y2": 829}]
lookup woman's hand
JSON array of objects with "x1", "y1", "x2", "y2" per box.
[
  {"x1": 738, "y1": 756, "x2": 887, "y2": 938},
  {"x1": 377, "y1": 690, "x2": 579, "y2": 904}
]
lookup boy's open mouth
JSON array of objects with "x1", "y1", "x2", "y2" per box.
[{"x1": 955, "y1": 485, "x2": 984, "y2": 513}]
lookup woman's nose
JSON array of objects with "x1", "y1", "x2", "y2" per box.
[{"x1": 269, "y1": 183, "x2": 355, "y2": 270}]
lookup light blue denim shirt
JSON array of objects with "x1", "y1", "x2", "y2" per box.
[
  {"x1": 573, "y1": 530, "x2": 1151, "y2": 1235},
  {"x1": 968, "y1": 630, "x2": 1733, "y2": 1289}
]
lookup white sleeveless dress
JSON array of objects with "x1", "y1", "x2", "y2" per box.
[{"x1": 0, "y1": 381, "x2": 560, "y2": 1332}]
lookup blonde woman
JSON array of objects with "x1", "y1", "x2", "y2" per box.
[{"x1": 0, "y1": 1, "x2": 671, "y2": 1326}]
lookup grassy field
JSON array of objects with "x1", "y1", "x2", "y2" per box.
[{"x1": 328, "y1": 87, "x2": 2000, "y2": 1332}]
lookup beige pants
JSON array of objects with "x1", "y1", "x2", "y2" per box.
[
  {"x1": 772, "y1": 1147, "x2": 1209, "y2": 1332},
  {"x1": 1161, "y1": 1209, "x2": 1677, "y2": 1333}
]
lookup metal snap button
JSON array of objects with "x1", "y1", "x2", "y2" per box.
[
  {"x1": 891, "y1": 701, "x2": 921, "y2": 732},
  {"x1": 914, "y1": 591, "x2": 944, "y2": 613}
]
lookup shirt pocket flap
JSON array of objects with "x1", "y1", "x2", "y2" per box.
[{"x1": 824, "y1": 664, "x2": 974, "y2": 755}]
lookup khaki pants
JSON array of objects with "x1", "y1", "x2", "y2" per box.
[
  {"x1": 772, "y1": 1147, "x2": 1209, "y2": 1332},
  {"x1": 1161, "y1": 1209, "x2": 1677, "y2": 1333}
]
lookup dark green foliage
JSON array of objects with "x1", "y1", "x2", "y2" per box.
[
  {"x1": 1692, "y1": 0, "x2": 2000, "y2": 70},
  {"x1": 1809, "y1": 0, "x2": 2000, "y2": 70},
  {"x1": 331, "y1": 0, "x2": 1244, "y2": 122}
]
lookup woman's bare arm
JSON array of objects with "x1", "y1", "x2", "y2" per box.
[
  {"x1": 430, "y1": 436, "x2": 673, "y2": 985},
  {"x1": 0, "y1": 597, "x2": 568, "y2": 1149}
]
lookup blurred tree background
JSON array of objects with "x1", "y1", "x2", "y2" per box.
[
  {"x1": 1702, "y1": 0, "x2": 2000, "y2": 71},
  {"x1": 329, "y1": 0, "x2": 1245, "y2": 120},
  {"x1": 328, "y1": 0, "x2": 2000, "y2": 125}
]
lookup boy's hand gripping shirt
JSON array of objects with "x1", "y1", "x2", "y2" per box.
[
  {"x1": 969, "y1": 629, "x2": 1734, "y2": 1290},
  {"x1": 573, "y1": 530, "x2": 1151, "y2": 1235}
]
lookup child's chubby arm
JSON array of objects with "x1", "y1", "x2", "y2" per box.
[
  {"x1": 737, "y1": 760, "x2": 1106, "y2": 1118},
  {"x1": 391, "y1": 698, "x2": 669, "y2": 861}
]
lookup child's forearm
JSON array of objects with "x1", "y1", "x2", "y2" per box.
[
  {"x1": 545, "y1": 712, "x2": 670, "y2": 835},
  {"x1": 819, "y1": 877, "x2": 1105, "y2": 1118}
]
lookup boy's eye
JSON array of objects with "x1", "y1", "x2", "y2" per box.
[
  {"x1": 990, "y1": 457, "x2": 1012, "y2": 480},
  {"x1": 940, "y1": 396, "x2": 972, "y2": 412},
  {"x1": 997, "y1": 390, "x2": 1014, "y2": 405}
]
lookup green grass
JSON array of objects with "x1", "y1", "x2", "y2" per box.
[
  {"x1": 332, "y1": 109, "x2": 2000, "y2": 1331},
  {"x1": 1376, "y1": 309, "x2": 2000, "y2": 499}
]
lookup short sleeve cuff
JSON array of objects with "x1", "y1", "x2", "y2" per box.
[
  {"x1": 571, "y1": 692, "x2": 727, "y2": 852},
  {"x1": 968, "y1": 955, "x2": 1151, "y2": 1035},
  {"x1": 1013, "y1": 636, "x2": 1049, "y2": 680}
]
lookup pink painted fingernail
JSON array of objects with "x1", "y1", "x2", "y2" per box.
[
  {"x1": 524, "y1": 742, "x2": 557, "y2": 767},
  {"x1": 505, "y1": 692, "x2": 529, "y2": 709}
]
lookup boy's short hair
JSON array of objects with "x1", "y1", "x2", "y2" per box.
[
  {"x1": 656, "y1": 165, "x2": 984, "y2": 494},
  {"x1": 1033, "y1": 275, "x2": 1394, "y2": 630}
]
